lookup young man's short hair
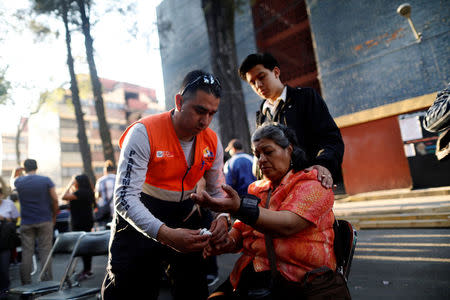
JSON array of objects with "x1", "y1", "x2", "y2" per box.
[
  {"x1": 179, "y1": 70, "x2": 221, "y2": 100},
  {"x1": 23, "y1": 159, "x2": 38, "y2": 172},
  {"x1": 238, "y1": 53, "x2": 280, "y2": 80}
]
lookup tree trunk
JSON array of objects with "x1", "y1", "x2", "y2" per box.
[
  {"x1": 62, "y1": 0, "x2": 96, "y2": 185},
  {"x1": 76, "y1": 0, "x2": 116, "y2": 167},
  {"x1": 202, "y1": 0, "x2": 251, "y2": 152},
  {"x1": 15, "y1": 118, "x2": 27, "y2": 165}
]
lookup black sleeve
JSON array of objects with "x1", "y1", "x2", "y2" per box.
[
  {"x1": 305, "y1": 88, "x2": 345, "y2": 178},
  {"x1": 423, "y1": 83, "x2": 450, "y2": 133}
]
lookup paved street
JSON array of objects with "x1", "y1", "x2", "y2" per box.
[
  {"x1": 4, "y1": 228, "x2": 450, "y2": 299},
  {"x1": 349, "y1": 228, "x2": 450, "y2": 299}
]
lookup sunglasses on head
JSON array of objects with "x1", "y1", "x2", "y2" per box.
[{"x1": 180, "y1": 74, "x2": 221, "y2": 96}]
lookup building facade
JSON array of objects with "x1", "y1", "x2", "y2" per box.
[
  {"x1": 157, "y1": 0, "x2": 449, "y2": 195},
  {"x1": 1, "y1": 76, "x2": 162, "y2": 189}
]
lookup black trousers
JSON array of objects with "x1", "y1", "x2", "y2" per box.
[
  {"x1": 210, "y1": 264, "x2": 302, "y2": 300},
  {"x1": 71, "y1": 222, "x2": 93, "y2": 272},
  {"x1": 102, "y1": 195, "x2": 210, "y2": 300}
]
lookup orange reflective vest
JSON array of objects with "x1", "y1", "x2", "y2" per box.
[{"x1": 119, "y1": 110, "x2": 218, "y2": 202}]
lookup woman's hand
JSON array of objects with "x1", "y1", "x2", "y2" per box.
[
  {"x1": 191, "y1": 184, "x2": 241, "y2": 214},
  {"x1": 203, "y1": 233, "x2": 237, "y2": 258},
  {"x1": 209, "y1": 216, "x2": 229, "y2": 246}
]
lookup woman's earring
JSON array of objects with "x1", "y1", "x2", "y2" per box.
[{"x1": 290, "y1": 160, "x2": 293, "y2": 168}]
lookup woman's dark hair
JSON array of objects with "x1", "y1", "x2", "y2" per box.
[
  {"x1": 238, "y1": 53, "x2": 280, "y2": 80},
  {"x1": 75, "y1": 174, "x2": 94, "y2": 192},
  {"x1": 104, "y1": 160, "x2": 116, "y2": 173},
  {"x1": 252, "y1": 123, "x2": 309, "y2": 172}
]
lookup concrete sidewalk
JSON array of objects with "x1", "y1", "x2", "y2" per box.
[{"x1": 334, "y1": 186, "x2": 450, "y2": 229}]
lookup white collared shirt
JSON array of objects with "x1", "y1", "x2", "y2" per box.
[{"x1": 262, "y1": 86, "x2": 287, "y2": 118}]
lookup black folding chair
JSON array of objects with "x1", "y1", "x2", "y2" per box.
[
  {"x1": 9, "y1": 231, "x2": 86, "y2": 299},
  {"x1": 37, "y1": 230, "x2": 111, "y2": 300},
  {"x1": 333, "y1": 219, "x2": 358, "y2": 280}
]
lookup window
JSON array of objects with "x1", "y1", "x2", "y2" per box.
[
  {"x1": 60, "y1": 118, "x2": 77, "y2": 128},
  {"x1": 61, "y1": 142, "x2": 80, "y2": 152},
  {"x1": 62, "y1": 167, "x2": 82, "y2": 177}
]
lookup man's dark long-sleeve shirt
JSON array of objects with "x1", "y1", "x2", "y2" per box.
[{"x1": 256, "y1": 86, "x2": 344, "y2": 179}]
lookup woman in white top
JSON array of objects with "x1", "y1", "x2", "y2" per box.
[{"x1": 0, "y1": 187, "x2": 20, "y2": 295}]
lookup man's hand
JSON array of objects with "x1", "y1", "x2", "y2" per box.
[
  {"x1": 157, "y1": 225, "x2": 210, "y2": 253},
  {"x1": 305, "y1": 165, "x2": 333, "y2": 189},
  {"x1": 191, "y1": 184, "x2": 240, "y2": 213}
]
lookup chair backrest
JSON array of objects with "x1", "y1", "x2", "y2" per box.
[
  {"x1": 53, "y1": 231, "x2": 87, "y2": 254},
  {"x1": 73, "y1": 230, "x2": 111, "y2": 257},
  {"x1": 39, "y1": 231, "x2": 86, "y2": 281},
  {"x1": 333, "y1": 219, "x2": 357, "y2": 280},
  {"x1": 57, "y1": 230, "x2": 111, "y2": 290}
]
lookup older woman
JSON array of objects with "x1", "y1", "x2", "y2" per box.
[{"x1": 192, "y1": 123, "x2": 337, "y2": 299}]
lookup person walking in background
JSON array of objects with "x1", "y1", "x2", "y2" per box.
[
  {"x1": 11, "y1": 159, "x2": 58, "y2": 285},
  {"x1": 238, "y1": 53, "x2": 344, "y2": 188},
  {"x1": 95, "y1": 160, "x2": 116, "y2": 227},
  {"x1": 224, "y1": 139, "x2": 256, "y2": 196},
  {"x1": 0, "y1": 186, "x2": 20, "y2": 296},
  {"x1": 61, "y1": 174, "x2": 95, "y2": 281}
]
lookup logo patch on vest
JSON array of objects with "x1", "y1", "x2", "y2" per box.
[
  {"x1": 203, "y1": 147, "x2": 214, "y2": 161},
  {"x1": 203, "y1": 147, "x2": 214, "y2": 158},
  {"x1": 156, "y1": 150, "x2": 175, "y2": 158}
]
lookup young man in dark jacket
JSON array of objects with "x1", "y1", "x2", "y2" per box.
[{"x1": 239, "y1": 53, "x2": 344, "y2": 188}]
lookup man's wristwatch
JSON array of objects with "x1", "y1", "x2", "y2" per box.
[{"x1": 233, "y1": 194, "x2": 261, "y2": 225}]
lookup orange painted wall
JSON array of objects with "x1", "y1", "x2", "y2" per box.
[{"x1": 340, "y1": 116, "x2": 412, "y2": 195}]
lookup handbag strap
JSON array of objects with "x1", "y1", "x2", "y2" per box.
[{"x1": 263, "y1": 189, "x2": 278, "y2": 279}]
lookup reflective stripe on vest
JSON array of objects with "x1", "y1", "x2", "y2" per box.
[{"x1": 119, "y1": 110, "x2": 218, "y2": 202}]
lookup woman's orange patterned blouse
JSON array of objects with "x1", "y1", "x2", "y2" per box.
[{"x1": 229, "y1": 169, "x2": 336, "y2": 289}]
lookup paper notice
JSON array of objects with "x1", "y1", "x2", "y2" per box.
[
  {"x1": 399, "y1": 116, "x2": 423, "y2": 141},
  {"x1": 403, "y1": 143, "x2": 416, "y2": 157}
]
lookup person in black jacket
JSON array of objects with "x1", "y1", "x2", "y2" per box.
[{"x1": 239, "y1": 53, "x2": 344, "y2": 188}]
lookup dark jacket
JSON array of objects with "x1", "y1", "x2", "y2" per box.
[{"x1": 256, "y1": 86, "x2": 344, "y2": 179}]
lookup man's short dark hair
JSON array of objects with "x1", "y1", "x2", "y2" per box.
[
  {"x1": 23, "y1": 159, "x2": 37, "y2": 172},
  {"x1": 238, "y1": 53, "x2": 280, "y2": 80},
  {"x1": 179, "y1": 70, "x2": 221, "y2": 100},
  {"x1": 232, "y1": 139, "x2": 243, "y2": 150},
  {"x1": 225, "y1": 138, "x2": 243, "y2": 152}
]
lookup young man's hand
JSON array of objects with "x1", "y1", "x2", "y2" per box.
[{"x1": 305, "y1": 165, "x2": 334, "y2": 189}]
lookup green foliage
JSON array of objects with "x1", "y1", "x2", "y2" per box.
[{"x1": 0, "y1": 69, "x2": 11, "y2": 105}]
